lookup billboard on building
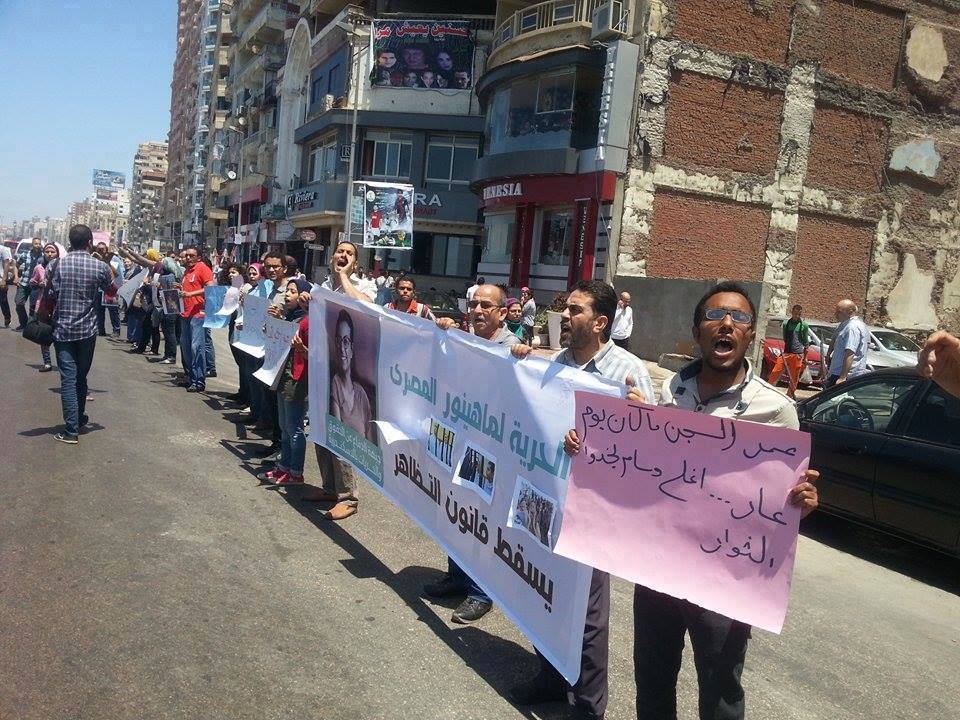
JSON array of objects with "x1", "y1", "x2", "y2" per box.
[
  {"x1": 96, "y1": 188, "x2": 119, "y2": 201},
  {"x1": 92, "y1": 169, "x2": 126, "y2": 189},
  {"x1": 369, "y1": 20, "x2": 474, "y2": 90},
  {"x1": 351, "y1": 181, "x2": 414, "y2": 250}
]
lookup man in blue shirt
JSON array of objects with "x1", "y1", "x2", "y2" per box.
[
  {"x1": 825, "y1": 299, "x2": 870, "y2": 387},
  {"x1": 47, "y1": 225, "x2": 117, "y2": 444}
]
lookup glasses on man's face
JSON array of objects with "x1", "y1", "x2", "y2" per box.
[
  {"x1": 467, "y1": 300, "x2": 501, "y2": 311},
  {"x1": 702, "y1": 308, "x2": 753, "y2": 325},
  {"x1": 264, "y1": 264, "x2": 282, "y2": 271}
]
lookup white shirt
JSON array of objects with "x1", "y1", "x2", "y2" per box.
[
  {"x1": 321, "y1": 273, "x2": 377, "y2": 302},
  {"x1": 829, "y1": 316, "x2": 870, "y2": 378},
  {"x1": 466, "y1": 284, "x2": 479, "y2": 301},
  {"x1": 611, "y1": 305, "x2": 633, "y2": 340},
  {"x1": 521, "y1": 298, "x2": 536, "y2": 328}
]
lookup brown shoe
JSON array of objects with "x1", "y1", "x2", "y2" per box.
[
  {"x1": 324, "y1": 502, "x2": 357, "y2": 521},
  {"x1": 301, "y1": 489, "x2": 339, "y2": 503}
]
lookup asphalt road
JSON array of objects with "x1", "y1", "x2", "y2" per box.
[{"x1": 1, "y1": 327, "x2": 958, "y2": 720}]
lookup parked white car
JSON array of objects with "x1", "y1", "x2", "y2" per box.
[{"x1": 865, "y1": 326, "x2": 920, "y2": 369}]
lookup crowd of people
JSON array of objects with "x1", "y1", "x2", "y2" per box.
[{"x1": 8, "y1": 223, "x2": 960, "y2": 720}]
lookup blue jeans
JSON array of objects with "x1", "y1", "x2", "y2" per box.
[
  {"x1": 126, "y1": 308, "x2": 144, "y2": 342},
  {"x1": 54, "y1": 336, "x2": 97, "y2": 437},
  {"x1": 277, "y1": 393, "x2": 306, "y2": 474},
  {"x1": 448, "y1": 558, "x2": 491, "y2": 604},
  {"x1": 204, "y1": 327, "x2": 216, "y2": 374},
  {"x1": 179, "y1": 316, "x2": 207, "y2": 387}
]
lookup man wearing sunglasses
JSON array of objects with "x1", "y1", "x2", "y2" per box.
[
  {"x1": 426, "y1": 284, "x2": 519, "y2": 624},
  {"x1": 629, "y1": 281, "x2": 819, "y2": 720}
]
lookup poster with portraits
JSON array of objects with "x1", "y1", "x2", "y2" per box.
[
  {"x1": 369, "y1": 20, "x2": 474, "y2": 90},
  {"x1": 307, "y1": 286, "x2": 624, "y2": 683},
  {"x1": 352, "y1": 181, "x2": 414, "y2": 250}
]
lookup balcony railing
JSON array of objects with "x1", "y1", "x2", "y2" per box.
[{"x1": 492, "y1": 0, "x2": 601, "y2": 52}]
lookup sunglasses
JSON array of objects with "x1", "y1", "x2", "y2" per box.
[
  {"x1": 702, "y1": 308, "x2": 753, "y2": 325},
  {"x1": 467, "y1": 300, "x2": 502, "y2": 310}
]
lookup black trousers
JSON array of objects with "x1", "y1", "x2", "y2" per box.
[
  {"x1": 536, "y1": 568, "x2": 610, "y2": 719},
  {"x1": 633, "y1": 584, "x2": 750, "y2": 720},
  {"x1": 0, "y1": 285, "x2": 10, "y2": 324},
  {"x1": 135, "y1": 309, "x2": 161, "y2": 354}
]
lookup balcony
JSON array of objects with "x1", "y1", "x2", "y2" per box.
[
  {"x1": 489, "y1": 0, "x2": 602, "y2": 70},
  {"x1": 238, "y1": 1, "x2": 295, "y2": 49}
]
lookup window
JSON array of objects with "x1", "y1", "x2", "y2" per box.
[
  {"x1": 486, "y1": 68, "x2": 597, "y2": 155},
  {"x1": 327, "y1": 63, "x2": 343, "y2": 96},
  {"x1": 807, "y1": 378, "x2": 918, "y2": 433},
  {"x1": 904, "y1": 386, "x2": 960, "y2": 447},
  {"x1": 310, "y1": 77, "x2": 324, "y2": 105},
  {"x1": 426, "y1": 135, "x2": 479, "y2": 188},
  {"x1": 308, "y1": 135, "x2": 338, "y2": 183},
  {"x1": 872, "y1": 331, "x2": 921, "y2": 353},
  {"x1": 364, "y1": 131, "x2": 412, "y2": 179},
  {"x1": 428, "y1": 235, "x2": 479, "y2": 277},
  {"x1": 481, "y1": 212, "x2": 515, "y2": 265},
  {"x1": 537, "y1": 207, "x2": 574, "y2": 266}
]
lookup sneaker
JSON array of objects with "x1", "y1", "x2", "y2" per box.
[
  {"x1": 160, "y1": 358, "x2": 176, "y2": 365},
  {"x1": 54, "y1": 432, "x2": 79, "y2": 445},
  {"x1": 38, "y1": 364, "x2": 53, "y2": 372},
  {"x1": 186, "y1": 385, "x2": 203, "y2": 393},
  {"x1": 423, "y1": 574, "x2": 464, "y2": 599},
  {"x1": 261, "y1": 449, "x2": 281, "y2": 463},
  {"x1": 451, "y1": 597, "x2": 493, "y2": 624},
  {"x1": 508, "y1": 672, "x2": 567, "y2": 706},
  {"x1": 256, "y1": 467, "x2": 287, "y2": 483},
  {"x1": 206, "y1": 370, "x2": 217, "y2": 378},
  {"x1": 272, "y1": 473, "x2": 305, "y2": 487}
]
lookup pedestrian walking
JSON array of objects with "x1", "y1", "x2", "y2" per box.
[
  {"x1": 28, "y1": 242, "x2": 61, "y2": 371},
  {"x1": 14, "y1": 237, "x2": 42, "y2": 330},
  {"x1": 0, "y1": 241, "x2": 13, "y2": 327},
  {"x1": 46, "y1": 225, "x2": 118, "y2": 444},
  {"x1": 825, "y1": 299, "x2": 869, "y2": 388},
  {"x1": 509, "y1": 280, "x2": 653, "y2": 719},
  {"x1": 766, "y1": 303, "x2": 810, "y2": 398},
  {"x1": 611, "y1": 291, "x2": 633, "y2": 350}
]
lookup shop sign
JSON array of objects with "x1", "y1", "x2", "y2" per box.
[
  {"x1": 482, "y1": 182, "x2": 523, "y2": 202},
  {"x1": 300, "y1": 229, "x2": 317, "y2": 242},
  {"x1": 287, "y1": 189, "x2": 318, "y2": 212}
]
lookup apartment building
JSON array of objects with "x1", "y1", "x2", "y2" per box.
[
  {"x1": 164, "y1": 0, "x2": 204, "y2": 246},
  {"x1": 218, "y1": 0, "x2": 300, "y2": 261},
  {"x1": 279, "y1": 0, "x2": 495, "y2": 283},
  {"x1": 201, "y1": 2, "x2": 235, "y2": 245},
  {"x1": 129, "y1": 141, "x2": 169, "y2": 248}
]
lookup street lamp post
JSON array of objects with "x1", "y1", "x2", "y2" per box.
[{"x1": 338, "y1": 15, "x2": 370, "y2": 254}]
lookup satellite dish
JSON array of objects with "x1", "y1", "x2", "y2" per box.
[{"x1": 226, "y1": 170, "x2": 237, "y2": 180}]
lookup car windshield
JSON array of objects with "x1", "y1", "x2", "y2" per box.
[{"x1": 873, "y1": 331, "x2": 920, "y2": 352}]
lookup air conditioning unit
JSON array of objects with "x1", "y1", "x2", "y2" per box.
[
  {"x1": 591, "y1": 1, "x2": 627, "y2": 41},
  {"x1": 322, "y1": 94, "x2": 335, "y2": 112}
]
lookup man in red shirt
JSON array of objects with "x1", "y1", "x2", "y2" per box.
[
  {"x1": 176, "y1": 246, "x2": 216, "y2": 392},
  {"x1": 385, "y1": 276, "x2": 434, "y2": 320}
]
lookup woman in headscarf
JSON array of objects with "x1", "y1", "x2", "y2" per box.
[
  {"x1": 29, "y1": 242, "x2": 61, "y2": 371},
  {"x1": 504, "y1": 297, "x2": 524, "y2": 340},
  {"x1": 258, "y1": 277, "x2": 313, "y2": 487}
]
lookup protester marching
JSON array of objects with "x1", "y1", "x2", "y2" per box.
[{"x1": 16, "y1": 225, "x2": 960, "y2": 720}]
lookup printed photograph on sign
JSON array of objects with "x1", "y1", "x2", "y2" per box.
[
  {"x1": 508, "y1": 478, "x2": 557, "y2": 550},
  {"x1": 369, "y1": 20, "x2": 474, "y2": 90},
  {"x1": 326, "y1": 302, "x2": 379, "y2": 445},
  {"x1": 161, "y1": 288, "x2": 183, "y2": 315},
  {"x1": 362, "y1": 182, "x2": 414, "y2": 249},
  {"x1": 427, "y1": 418, "x2": 457, "y2": 469},
  {"x1": 454, "y1": 444, "x2": 496, "y2": 503}
]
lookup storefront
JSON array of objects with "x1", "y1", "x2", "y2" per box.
[{"x1": 476, "y1": 172, "x2": 617, "y2": 296}]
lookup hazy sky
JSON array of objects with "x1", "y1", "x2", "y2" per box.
[{"x1": 0, "y1": 0, "x2": 176, "y2": 223}]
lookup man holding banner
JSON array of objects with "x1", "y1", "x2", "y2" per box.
[
  {"x1": 630, "y1": 282, "x2": 818, "y2": 720},
  {"x1": 510, "y1": 280, "x2": 653, "y2": 720},
  {"x1": 301, "y1": 240, "x2": 375, "y2": 519},
  {"x1": 424, "y1": 283, "x2": 519, "y2": 624}
]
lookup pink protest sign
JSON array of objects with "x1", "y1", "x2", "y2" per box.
[{"x1": 553, "y1": 392, "x2": 811, "y2": 633}]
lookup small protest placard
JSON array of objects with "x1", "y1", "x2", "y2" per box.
[
  {"x1": 252, "y1": 317, "x2": 298, "y2": 389},
  {"x1": 231, "y1": 294, "x2": 268, "y2": 357},
  {"x1": 202, "y1": 286, "x2": 229, "y2": 329},
  {"x1": 161, "y1": 288, "x2": 183, "y2": 315},
  {"x1": 554, "y1": 392, "x2": 811, "y2": 633}
]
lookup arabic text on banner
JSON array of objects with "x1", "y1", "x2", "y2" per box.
[
  {"x1": 554, "y1": 393, "x2": 811, "y2": 634},
  {"x1": 253, "y1": 317, "x2": 298, "y2": 389},
  {"x1": 231, "y1": 294, "x2": 268, "y2": 357},
  {"x1": 307, "y1": 287, "x2": 624, "y2": 682}
]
